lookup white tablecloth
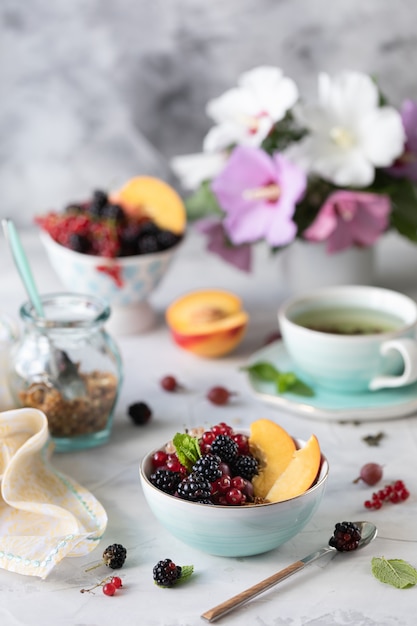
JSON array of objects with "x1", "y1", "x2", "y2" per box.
[{"x1": 1, "y1": 229, "x2": 417, "y2": 626}]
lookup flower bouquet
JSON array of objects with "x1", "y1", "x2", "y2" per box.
[{"x1": 172, "y1": 67, "x2": 417, "y2": 272}]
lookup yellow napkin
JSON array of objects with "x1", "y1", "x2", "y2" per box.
[{"x1": 0, "y1": 407, "x2": 107, "y2": 578}]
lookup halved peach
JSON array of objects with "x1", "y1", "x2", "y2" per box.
[
  {"x1": 249, "y1": 418, "x2": 297, "y2": 498},
  {"x1": 112, "y1": 176, "x2": 186, "y2": 234},
  {"x1": 166, "y1": 289, "x2": 248, "y2": 358},
  {"x1": 265, "y1": 435, "x2": 321, "y2": 503}
]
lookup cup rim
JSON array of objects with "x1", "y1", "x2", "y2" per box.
[{"x1": 278, "y1": 285, "x2": 417, "y2": 339}]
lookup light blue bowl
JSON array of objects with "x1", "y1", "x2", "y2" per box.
[{"x1": 139, "y1": 436, "x2": 329, "y2": 557}]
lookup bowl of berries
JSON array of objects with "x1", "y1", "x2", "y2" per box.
[
  {"x1": 36, "y1": 176, "x2": 186, "y2": 336},
  {"x1": 140, "y1": 419, "x2": 329, "y2": 557}
]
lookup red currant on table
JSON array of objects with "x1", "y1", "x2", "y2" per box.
[
  {"x1": 353, "y1": 462, "x2": 383, "y2": 486},
  {"x1": 207, "y1": 388, "x2": 235, "y2": 406},
  {"x1": 364, "y1": 479, "x2": 410, "y2": 509},
  {"x1": 103, "y1": 582, "x2": 117, "y2": 596},
  {"x1": 160, "y1": 375, "x2": 180, "y2": 392},
  {"x1": 111, "y1": 576, "x2": 123, "y2": 589}
]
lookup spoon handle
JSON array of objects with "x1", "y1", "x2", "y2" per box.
[
  {"x1": 2, "y1": 218, "x2": 44, "y2": 317},
  {"x1": 201, "y1": 546, "x2": 334, "y2": 623}
]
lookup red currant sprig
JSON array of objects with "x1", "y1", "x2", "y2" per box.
[
  {"x1": 81, "y1": 575, "x2": 123, "y2": 596},
  {"x1": 364, "y1": 480, "x2": 410, "y2": 510}
]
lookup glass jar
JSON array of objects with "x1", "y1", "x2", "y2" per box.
[{"x1": 8, "y1": 293, "x2": 123, "y2": 452}]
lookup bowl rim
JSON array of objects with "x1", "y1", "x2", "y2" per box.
[
  {"x1": 139, "y1": 431, "x2": 329, "y2": 509},
  {"x1": 39, "y1": 229, "x2": 184, "y2": 266}
]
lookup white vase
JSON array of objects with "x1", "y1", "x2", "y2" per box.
[{"x1": 281, "y1": 240, "x2": 375, "y2": 295}]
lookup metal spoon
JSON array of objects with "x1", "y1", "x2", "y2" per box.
[
  {"x1": 2, "y1": 218, "x2": 86, "y2": 399},
  {"x1": 201, "y1": 521, "x2": 377, "y2": 623}
]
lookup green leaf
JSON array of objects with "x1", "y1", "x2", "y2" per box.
[
  {"x1": 242, "y1": 361, "x2": 280, "y2": 381},
  {"x1": 242, "y1": 360, "x2": 315, "y2": 397},
  {"x1": 184, "y1": 181, "x2": 223, "y2": 221},
  {"x1": 371, "y1": 557, "x2": 417, "y2": 589},
  {"x1": 178, "y1": 565, "x2": 194, "y2": 583},
  {"x1": 172, "y1": 433, "x2": 201, "y2": 470}
]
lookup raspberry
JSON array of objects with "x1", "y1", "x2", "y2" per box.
[{"x1": 329, "y1": 522, "x2": 361, "y2": 551}]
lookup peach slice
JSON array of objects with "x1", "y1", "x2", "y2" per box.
[
  {"x1": 112, "y1": 176, "x2": 186, "y2": 234},
  {"x1": 265, "y1": 435, "x2": 321, "y2": 503},
  {"x1": 166, "y1": 289, "x2": 248, "y2": 358},
  {"x1": 249, "y1": 418, "x2": 297, "y2": 499}
]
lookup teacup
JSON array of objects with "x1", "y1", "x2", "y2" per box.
[{"x1": 278, "y1": 286, "x2": 417, "y2": 393}]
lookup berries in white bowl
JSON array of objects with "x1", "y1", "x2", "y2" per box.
[{"x1": 139, "y1": 419, "x2": 329, "y2": 557}]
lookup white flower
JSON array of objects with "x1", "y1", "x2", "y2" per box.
[
  {"x1": 287, "y1": 71, "x2": 405, "y2": 187},
  {"x1": 170, "y1": 152, "x2": 227, "y2": 190},
  {"x1": 203, "y1": 66, "x2": 299, "y2": 152}
]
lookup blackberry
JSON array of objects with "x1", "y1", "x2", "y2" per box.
[
  {"x1": 157, "y1": 229, "x2": 181, "y2": 250},
  {"x1": 102, "y1": 202, "x2": 125, "y2": 223},
  {"x1": 150, "y1": 469, "x2": 182, "y2": 495},
  {"x1": 137, "y1": 234, "x2": 159, "y2": 254},
  {"x1": 329, "y1": 521, "x2": 362, "y2": 552},
  {"x1": 88, "y1": 189, "x2": 108, "y2": 217},
  {"x1": 192, "y1": 454, "x2": 222, "y2": 482},
  {"x1": 139, "y1": 221, "x2": 159, "y2": 236},
  {"x1": 102, "y1": 543, "x2": 127, "y2": 569},
  {"x1": 128, "y1": 401, "x2": 152, "y2": 425},
  {"x1": 177, "y1": 473, "x2": 211, "y2": 502},
  {"x1": 153, "y1": 558, "x2": 182, "y2": 587},
  {"x1": 232, "y1": 454, "x2": 259, "y2": 481},
  {"x1": 119, "y1": 223, "x2": 142, "y2": 256},
  {"x1": 211, "y1": 434, "x2": 238, "y2": 463},
  {"x1": 68, "y1": 233, "x2": 91, "y2": 254}
]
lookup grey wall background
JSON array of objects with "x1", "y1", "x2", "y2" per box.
[{"x1": 2, "y1": 0, "x2": 417, "y2": 227}]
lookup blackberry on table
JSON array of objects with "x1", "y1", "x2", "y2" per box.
[
  {"x1": 150, "y1": 469, "x2": 182, "y2": 495},
  {"x1": 177, "y1": 473, "x2": 212, "y2": 502},
  {"x1": 192, "y1": 454, "x2": 222, "y2": 482},
  {"x1": 232, "y1": 454, "x2": 259, "y2": 481},
  {"x1": 329, "y1": 521, "x2": 362, "y2": 552},
  {"x1": 153, "y1": 558, "x2": 182, "y2": 587},
  {"x1": 102, "y1": 543, "x2": 127, "y2": 569},
  {"x1": 128, "y1": 401, "x2": 152, "y2": 425},
  {"x1": 211, "y1": 434, "x2": 238, "y2": 463}
]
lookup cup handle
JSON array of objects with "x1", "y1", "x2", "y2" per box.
[{"x1": 369, "y1": 338, "x2": 417, "y2": 391}]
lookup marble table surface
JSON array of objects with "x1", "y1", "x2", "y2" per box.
[{"x1": 1, "y1": 229, "x2": 417, "y2": 626}]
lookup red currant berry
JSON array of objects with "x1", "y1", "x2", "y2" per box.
[
  {"x1": 207, "y1": 387, "x2": 234, "y2": 406},
  {"x1": 232, "y1": 433, "x2": 249, "y2": 455},
  {"x1": 103, "y1": 582, "x2": 117, "y2": 596},
  {"x1": 394, "y1": 480, "x2": 405, "y2": 491},
  {"x1": 111, "y1": 576, "x2": 123, "y2": 589},
  {"x1": 226, "y1": 488, "x2": 244, "y2": 505},
  {"x1": 160, "y1": 375, "x2": 180, "y2": 392},
  {"x1": 400, "y1": 489, "x2": 410, "y2": 501},
  {"x1": 211, "y1": 422, "x2": 233, "y2": 436},
  {"x1": 202, "y1": 431, "x2": 216, "y2": 445},
  {"x1": 166, "y1": 455, "x2": 185, "y2": 473},
  {"x1": 212, "y1": 476, "x2": 231, "y2": 494},
  {"x1": 231, "y1": 476, "x2": 246, "y2": 491},
  {"x1": 152, "y1": 450, "x2": 168, "y2": 469}
]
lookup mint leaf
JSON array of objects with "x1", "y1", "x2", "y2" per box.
[
  {"x1": 243, "y1": 360, "x2": 315, "y2": 397},
  {"x1": 371, "y1": 557, "x2": 417, "y2": 589},
  {"x1": 172, "y1": 433, "x2": 201, "y2": 470},
  {"x1": 243, "y1": 361, "x2": 280, "y2": 381},
  {"x1": 178, "y1": 565, "x2": 194, "y2": 584}
]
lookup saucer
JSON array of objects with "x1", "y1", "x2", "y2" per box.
[{"x1": 245, "y1": 340, "x2": 417, "y2": 421}]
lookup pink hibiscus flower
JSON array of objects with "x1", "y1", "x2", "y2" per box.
[
  {"x1": 303, "y1": 190, "x2": 391, "y2": 253},
  {"x1": 195, "y1": 217, "x2": 252, "y2": 272},
  {"x1": 211, "y1": 146, "x2": 306, "y2": 248}
]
